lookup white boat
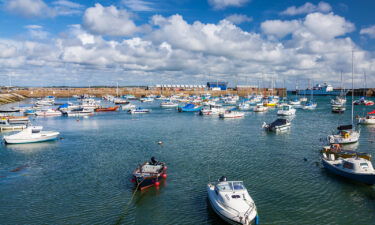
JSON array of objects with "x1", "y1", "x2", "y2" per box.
[
  {"x1": 121, "y1": 102, "x2": 136, "y2": 110},
  {"x1": 253, "y1": 105, "x2": 268, "y2": 112},
  {"x1": 160, "y1": 101, "x2": 179, "y2": 108},
  {"x1": 200, "y1": 106, "x2": 225, "y2": 116},
  {"x1": 277, "y1": 105, "x2": 296, "y2": 116},
  {"x1": 219, "y1": 111, "x2": 245, "y2": 118},
  {"x1": 64, "y1": 108, "x2": 94, "y2": 117},
  {"x1": 79, "y1": 98, "x2": 100, "y2": 109},
  {"x1": 238, "y1": 102, "x2": 251, "y2": 110},
  {"x1": 207, "y1": 176, "x2": 258, "y2": 225},
  {"x1": 299, "y1": 97, "x2": 308, "y2": 102},
  {"x1": 262, "y1": 118, "x2": 291, "y2": 132},
  {"x1": 321, "y1": 153, "x2": 375, "y2": 185},
  {"x1": 302, "y1": 101, "x2": 317, "y2": 110},
  {"x1": 3, "y1": 126, "x2": 59, "y2": 144},
  {"x1": 0, "y1": 120, "x2": 27, "y2": 131},
  {"x1": 35, "y1": 109, "x2": 62, "y2": 117},
  {"x1": 327, "y1": 125, "x2": 360, "y2": 144},
  {"x1": 358, "y1": 110, "x2": 375, "y2": 125},
  {"x1": 140, "y1": 97, "x2": 154, "y2": 102},
  {"x1": 128, "y1": 108, "x2": 150, "y2": 114}
]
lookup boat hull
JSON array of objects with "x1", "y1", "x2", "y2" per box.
[
  {"x1": 322, "y1": 159, "x2": 375, "y2": 185},
  {"x1": 4, "y1": 132, "x2": 59, "y2": 144}
]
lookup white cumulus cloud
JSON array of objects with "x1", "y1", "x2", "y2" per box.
[
  {"x1": 261, "y1": 20, "x2": 300, "y2": 38},
  {"x1": 5, "y1": 0, "x2": 54, "y2": 18},
  {"x1": 360, "y1": 25, "x2": 375, "y2": 39},
  {"x1": 281, "y1": 1, "x2": 331, "y2": 16},
  {"x1": 208, "y1": 0, "x2": 250, "y2": 10},
  {"x1": 224, "y1": 14, "x2": 252, "y2": 24},
  {"x1": 83, "y1": 3, "x2": 139, "y2": 36}
]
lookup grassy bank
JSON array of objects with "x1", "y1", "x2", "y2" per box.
[{"x1": 0, "y1": 93, "x2": 26, "y2": 105}]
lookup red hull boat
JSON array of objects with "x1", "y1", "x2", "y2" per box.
[{"x1": 95, "y1": 106, "x2": 119, "y2": 112}]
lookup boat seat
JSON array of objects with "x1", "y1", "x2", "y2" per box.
[{"x1": 142, "y1": 165, "x2": 162, "y2": 173}]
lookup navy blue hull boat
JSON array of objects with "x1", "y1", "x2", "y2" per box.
[
  {"x1": 321, "y1": 153, "x2": 375, "y2": 185},
  {"x1": 132, "y1": 157, "x2": 167, "y2": 190}
]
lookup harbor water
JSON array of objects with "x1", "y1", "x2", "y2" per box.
[{"x1": 1, "y1": 97, "x2": 375, "y2": 225}]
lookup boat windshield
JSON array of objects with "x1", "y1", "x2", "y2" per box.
[
  {"x1": 217, "y1": 181, "x2": 245, "y2": 192},
  {"x1": 282, "y1": 106, "x2": 289, "y2": 110}
]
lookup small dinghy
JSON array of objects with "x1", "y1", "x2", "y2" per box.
[
  {"x1": 3, "y1": 126, "x2": 59, "y2": 144},
  {"x1": 321, "y1": 152, "x2": 375, "y2": 185},
  {"x1": 219, "y1": 110, "x2": 245, "y2": 118},
  {"x1": 357, "y1": 110, "x2": 375, "y2": 125},
  {"x1": 262, "y1": 118, "x2": 291, "y2": 132},
  {"x1": 132, "y1": 157, "x2": 167, "y2": 190},
  {"x1": 207, "y1": 176, "x2": 259, "y2": 225},
  {"x1": 160, "y1": 101, "x2": 179, "y2": 108}
]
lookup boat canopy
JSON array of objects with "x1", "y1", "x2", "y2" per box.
[
  {"x1": 270, "y1": 118, "x2": 288, "y2": 127},
  {"x1": 216, "y1": 181, "x2": 245, "y2": 192},
  {"x1": 183, "y1": 104, "x2": 195, "y2": 109},
  {"x1": 58, "y1": 103, "x2": 69, "y2": 109},
  {"x1": 337, "y1": 125, "x2": 352, "y2": 130}
]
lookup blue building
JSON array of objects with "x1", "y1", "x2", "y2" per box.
[{"x1": 207, "y1": 82, "x2": 228, "y2": 90}]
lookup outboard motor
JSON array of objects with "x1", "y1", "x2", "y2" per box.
[
  {"x1": 151, "y1": 157, "x2": 157, "y2": 165},
  {"x1": 219, "y1": 176, "x2": 227, "y2": 182}
]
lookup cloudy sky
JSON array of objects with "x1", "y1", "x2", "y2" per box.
[{"x1": 0, "y1": 0, "x2": 375, "y2": 88}]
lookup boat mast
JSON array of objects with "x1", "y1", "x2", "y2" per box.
[{"x1": 351, "y1": 50, "x2": 354, "y2": 126}]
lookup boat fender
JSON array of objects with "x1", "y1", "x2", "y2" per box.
[
  {"x1": 255, "y1": 215, "x2": 259, "y2": 225},
  {"x1": 155, "y1": 181, "x2": 160, "y2": 187},
  {"x1": 162, "y1": 174, "x2": 167, "y2": 179}
]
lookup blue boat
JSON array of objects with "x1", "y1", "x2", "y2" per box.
[
  {"x1": 178, "y1": 103, "x2": 202, "y2": 112},
  {"x1": 321, "y1": 153, "x2": 375, "y2": 185},
  {"x1": 297, "y1": 83, "x2": 346, "y2": 96}
]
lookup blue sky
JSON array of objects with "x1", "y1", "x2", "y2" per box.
[{"x1": 0, "y1": 0, "x2": 375, "y2": 88}]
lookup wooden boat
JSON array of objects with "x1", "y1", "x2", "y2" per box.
[
  {"x1": 132, "y1": 157, "x2": 167, "y2": 190},
  {"x1": 321, "y1": 145, "x2": 372, "y2": 161},
  {"x1": 94, "y1": 106, "x2": 119, "y2": 112}
]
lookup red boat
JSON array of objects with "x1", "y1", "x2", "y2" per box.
[
  {"x1": 132, "y1": 157, "x2": 167, "y2": 190},
  {"x1": 94, "y1": 106, "x2": 119, "y2": 112}
]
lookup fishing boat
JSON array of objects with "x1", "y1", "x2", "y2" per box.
[
  {"x1": 160, "y1": 101, "x2": 179, "y2": 108},
  {"x1": 277, "y1": 105, "x2": 296, "y2": 116},
  {"x1": 0, "y1": 120, "x2": 27, "y2": 132},
  {"x1": 94, "y1": 106, "x2": 119, "y2": 112},
  {"x1": 219, "y1": 111, "x2": 245, "y2": 119},
  {"x1": 128, "y1": 108, "x2": 150, "y2": 114},
  {"x1": 321, "y1": 144, "x2": 371, "y2": 161},
  {"x1": 321, "y1": 152, "x2": 375, "y2": 185},
  {"x1": 35, "y1": 109, "x2": 62, "y2": 117},
  {"x1": 357, "y1": 110, "x2": 375, "y2": 125},
  {"x1": 140, "y1": 97, "x2": 154, "y2": 102},
  {"x1": 207, "y1": 176, "x2": 259, "y2": 225},
  {"x1": 178, "y1": 103, "x2": 202, "y2": 112},
  {"x1": 3, "y1": 126, "x2": 59, "y2": 144},
  {"x1": 132, "y1": 157, "x2": 167, "y2": 190},
  {"x1": 253, "y1": 105, "x2": 268, "y2": 112},
  {"x1": 327, "y1": 125, "x2": 360, "y2": 144},
  {"x1": 262, "y1": 118, "x2": 291, "y2": 132}
]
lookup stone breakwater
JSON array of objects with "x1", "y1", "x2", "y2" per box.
[{"x1": 0, "y1": 93, "x2": 26, "y2": 105}]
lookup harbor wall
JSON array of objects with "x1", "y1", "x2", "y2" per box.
[
  {"x1": 9, "y1": 87, "x2": 287, "y2": 98},
  {"x1": 0, "y1": 93, "x2": 26, "y2": 105}
]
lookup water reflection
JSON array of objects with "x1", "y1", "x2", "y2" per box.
[{"x1": 5, "y1": 141, "x2": 58, "y2": 154}]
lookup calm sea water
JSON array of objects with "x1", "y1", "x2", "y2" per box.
[{"x1": 0, "y1": 96, "x2": 374, "y2": 225}]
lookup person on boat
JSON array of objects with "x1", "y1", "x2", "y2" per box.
[
  {"x1": 330, "y1": 144, "x2": 342, "y2": 153},
  {"x1": 150, "y1": 157, "x2": 158, "y2": 165}
]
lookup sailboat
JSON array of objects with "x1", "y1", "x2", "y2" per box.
[
  {"x1": 303, "y1": 79, "x2": 317, "y2": 110},
  {"x1": 327, "y1": 50, "x2": 360, "y2": 144}
]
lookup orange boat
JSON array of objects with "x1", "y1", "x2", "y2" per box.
[{"x1": 95, "y1": 106, "x2": 119, "y2": 112}]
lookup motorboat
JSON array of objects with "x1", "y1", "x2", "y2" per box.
[
  {"x1": 79, "y1": 98, "x2": 100, "y2": 109},
  {"x1": 57, "y1": 102, "x2": 80, "y2": 112},
  {"x1": 0, "y1": 120, "x2": 27, "y2": 132},
  {"x1": 289, "y1": 98, "x2": 301, "y2": 106},
  {"x1": 121, "y1": 102, "x2": 136, "y2": 110},
  {"x1": 238, "y1": 102, "x2": 251, "y2": 111},
  {"x1": 178, "y1": 103, "x2": 202, "y2": 112},
  {"x1": 253, "y1": 105, "x2": 268, "y2": 112},
  {"x1": 113, "y1": 98, "x2": 128, "y2": 104},
  {"x1": 357, "y1": 110, "x2": 375, "y2": 125},
  {"x1": 35, "y1": 109, "x2": 62, "y2": 117},
  {"x1": 140, "y1": 97, "x2": 154, "y2": 102},
  {"x1": 3, "y1": 126, "x2": 59, "y2": 144},
  {"x1": 302, "y1": 101, "x2": 317, "y2": 110},
  {"x1": 0, "y1": 116, "x2": 29, "y2": 124},
  {"x1": 128, "y1": 108, "x2": 150, "y2": 114},
  {"x1": 331, "y1": 96, "x2": 346, "y2": 105},
  {"x1": 299, "y1": 97, "x2": 308, "y2": 102},
  {"x1": 219, "y1": 111, "x2": 245, "y2": 119},
  {"x1": 200, "y1": 105, "x2": 225, "y2": 116},
  {"x1": 354, "y1": 97, "x2": 374, "y2": 106},
  {"x1": 321, "y1": 152, "x2": 375, "y2": 185},
  {"x1": 327, "y1": 125, "x2": 360, "y2": 144},
  {"x1": 277, "y1": 105, "x2": 296, "y2": 116},
  {"x1": 63, "y1": 108, "x2": 94, "y2": 117},
  {"x1": 332, "y1": 104, "x2": 345, "y2": 113},
  {"x1": 94, "y1": 106, "x2": 119, "y2": 112},
  {"x1": 207, "y1": 176, "x2": 258, "y2": 225},
  {"x1": 160, "y1": 101, "x2": 179, "y2": 108},
  {"x1": 262, "y1": 118, "x2": 291, "y2": 132},
  {"x1": 132, "y1": 157, "x2": 167, "y2": 190}
]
